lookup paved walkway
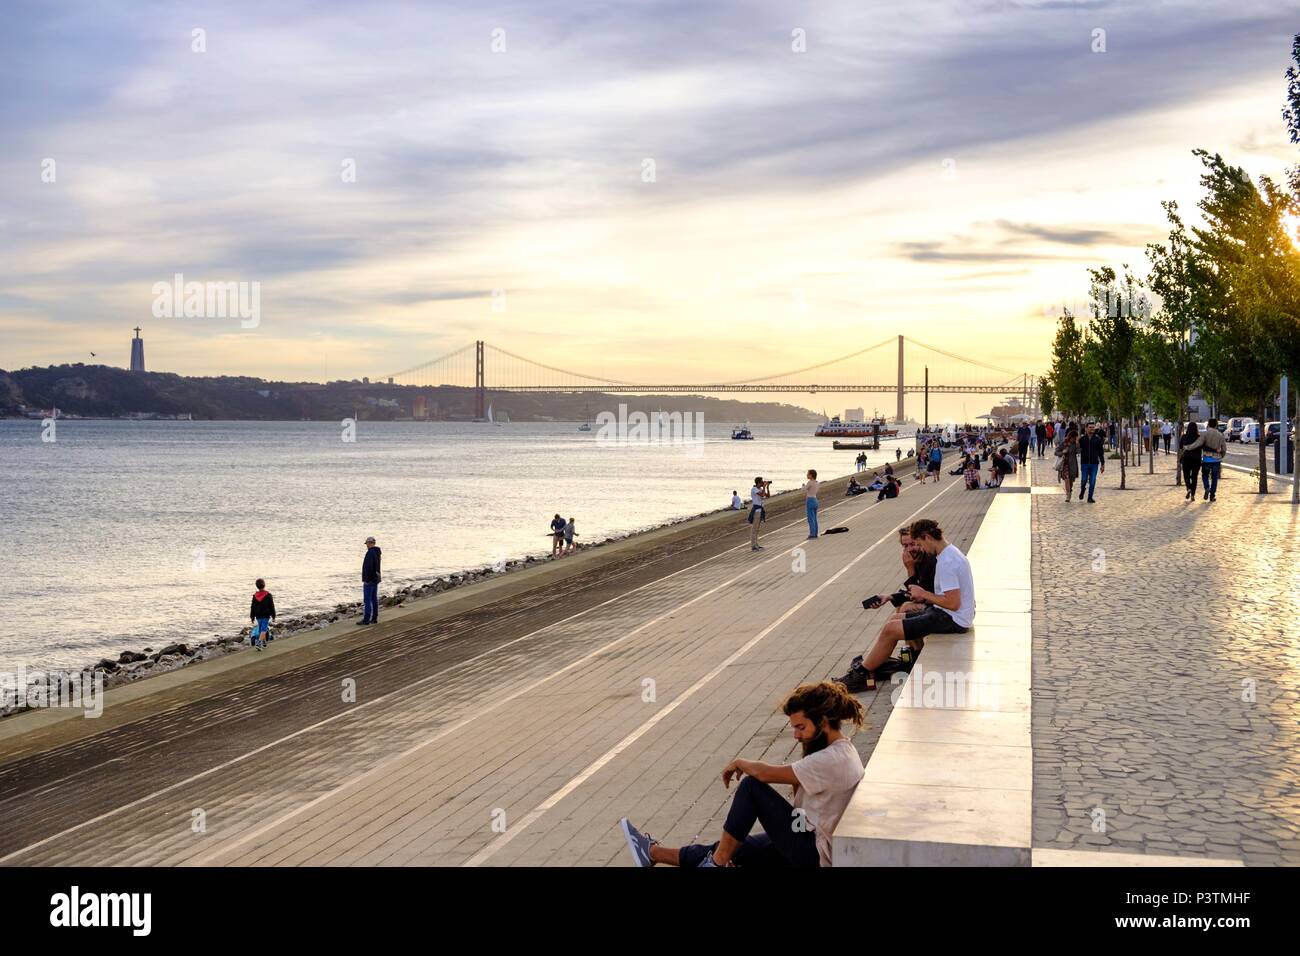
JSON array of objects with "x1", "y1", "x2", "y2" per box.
[
  {"x1": 0, "y1": 465, "x2": 994, "y2": 866},
  {"x1": 1029, "y1": 455, "x2": 1300, "y2": 865}
]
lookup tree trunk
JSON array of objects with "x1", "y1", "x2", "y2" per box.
[
  {"x1": 1258, "y1": 397, "x2": 1269, "y2": 494},
  {"x1": 1118, "y1": 417, "x2": 1127, "y2": 490}
]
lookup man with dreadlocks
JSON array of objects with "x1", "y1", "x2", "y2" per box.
[{"x1": 618, "y1": 681, "x2": 865, "y2": 867}]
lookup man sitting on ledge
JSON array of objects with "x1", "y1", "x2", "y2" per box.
[
  {"x1": 619, "y1": 682, "x2": 865, "y2": 867},
  {"x1": 834, "y1": 518, "x2": 976, "y2": 692}
]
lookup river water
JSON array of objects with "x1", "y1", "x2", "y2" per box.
[{"x1": 0, "y1": 419, "x2": 916, "y2": 682}]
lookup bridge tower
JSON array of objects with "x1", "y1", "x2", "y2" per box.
[
  {"x1": 895, "y1": 335, "x2": 904, "y2": 423},
  {"x1": 475, "y1": 340, "x2": 485, "y2": 420}
]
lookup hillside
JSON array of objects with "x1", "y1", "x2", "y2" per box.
[{"x1": 0, "y1": 364, "x2": 823, "y2": 423}]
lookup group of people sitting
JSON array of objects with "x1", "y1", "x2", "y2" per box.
[
  {"x1": 845, "y1": 464, "x2": 900, "y2": 500},
  {"x1": 619, "y1": 517, "x2": 975, "y2": 869}
]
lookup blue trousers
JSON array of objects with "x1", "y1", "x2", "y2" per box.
[
  {"x1": 806, "y1": 498, "x2": 819, "y2": 537},
  {"x1": 362, "y1": 581, "x2": 379, "y2": 623},
  {"x1": 1079, "y1": 462, "x2": 1099, "y2": 498},
  {"x1": 1201, "y1": 460, "x2": 1221, "y2": 498},
  {"x1": 677, "y1": 777, "x2": 821, "y2": 868}
]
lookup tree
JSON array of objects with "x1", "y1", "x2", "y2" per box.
[
  {"x1": 1189, "y1": 150, "x2": 1300, "y2": 492},
  {"x1": 1086, "y1": 266, "x2": 1140, "y2": 489},
  {"x1": 1048, "y1": 310, "x2": 1088, "y2": 417},
  {"x1": 1144, "y1": 200, "x2": 1205, "y2": 482},
  {"x1": 1039, "y1": 376, "x2": 1056, "y2": 417}
]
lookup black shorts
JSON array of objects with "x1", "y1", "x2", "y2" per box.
[
  {"x1": 926, "y1": 461, "x2": 940, "y2": 472},
  {"x1": 901, "y1": 605, "x2": 968, "y2": 640}
]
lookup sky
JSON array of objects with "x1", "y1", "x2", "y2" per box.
[{"x1": 2, "y1": 0, "x2": 1299, "y2": 419}]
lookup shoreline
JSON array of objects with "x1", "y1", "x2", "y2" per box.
[{"x1": 0, "y1": 495, "x2": 807, "y2": 717}]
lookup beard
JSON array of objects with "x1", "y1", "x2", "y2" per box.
[{"x1": 801, "y1": 730, "x2": 829, "y2": 758}]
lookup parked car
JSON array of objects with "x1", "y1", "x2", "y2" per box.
[
  {"x1": 1263, "y1": 422, "x2": 1295, "y2": 446},
  {"x1": 1240, "y1": 421, "x2": 1262, "y2": 443},
  {"x1": 1226, "y1": 416, "x2": 1252, "y2": 441}
]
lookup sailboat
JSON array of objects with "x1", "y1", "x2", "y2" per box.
[
  {"x1": 487, "y1": 403, "x2": 504, "y2": 426},
  {"x1": 578, "y1": 402, "x2": 592, "y2": 432}
]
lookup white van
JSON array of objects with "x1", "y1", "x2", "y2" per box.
[
  {"x1": 1226, "y1": 417, "x2": 1251, "y2": 441},
  {"x1": 1240, "y1": 421, "x2": 1261, "y2": 443}
]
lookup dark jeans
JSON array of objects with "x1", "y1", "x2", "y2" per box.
[
  {"x1": 1201, "y1": 459, "x2": 1221, "y2": 497},
  {"x1": 1079, "y1": 462, "x2": 1099, "y2": 498},
  {"x1": 1183, "y1": 457, "x2": 1200, "y2": 495},
  {"x1": 1163, "y1": 434, "x2": 1171, "y2": 453},
  {"x1": 362, "y1": 581, "x2": 379, "y2": 623},
  {"x1": 677, "y1": 777, "x2": 821, "y2": 868}
]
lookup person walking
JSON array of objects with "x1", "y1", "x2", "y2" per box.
[
  {"x1": 1162, "y1": 420, "x2": 1173, "y2": 454},
  {"x1": 748, "y1": 476, "x2": 769, "y2": 551},
  {"x1": 1035, "y1": 420, "x2": 1048, "y2": 458},
  {"x1": 895, "y1": 447, "x2": 902, "y2": 462},
  {"x1": 1078, "y1": 422, "x2": 1105, "y2": 503},
  {"x1": 1180, "y1": 422, "x2": 1203, "y2": 500},
  {"x1": 1055, "y1": 427, "x2": 1080, "y2": 501},
  {"x1": 804, "y1": 469, "x2": 820, "y2": 539},
  {"x1": 1184, "y1": 418, "x2": 1226, "y2": 502},
  {"x1": 359, "y1": 536, "x2": 382, "y2": 626},
  {"x1": 1016, "y1": 422, "x2": 1031, "y2": 466},
  {"x1": 249, "y1": 578, "x2": 277, "y2": 650},
  {"x1": 563, "y1": 516, "x2": 577, "y2": 554}
]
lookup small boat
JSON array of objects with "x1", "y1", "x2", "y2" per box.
[
  {"x1": 731, "y1": 424, "x2": 754, "y2": 440},
  {"x1": 832, "y1": 440, "x2": 876, "y2": 450},
  {"x1": 578, "y1": 402, "x2": 592, "y2": 431}
]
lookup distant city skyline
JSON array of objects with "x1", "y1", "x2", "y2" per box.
[{"x1": 3, "y1": 1, "x2": 1298, "y2": 423}]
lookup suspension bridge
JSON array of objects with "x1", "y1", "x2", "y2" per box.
[{"x1": 383, "y1": 335, "x2": 1039, "y2": 421}]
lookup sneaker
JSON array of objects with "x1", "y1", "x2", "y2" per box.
[
  {"x1": 620, "y1": 818, "x2": 655, "y2": 867},
  {"x1": 1087, "y1": 497, "x2": 1095, "y2": 503},
  {"x1": 751, "y1": 545, "x2": 764, "y2": 551},
  {"x1": 699, "y1": 851, "x2": 720, "y2": 868},
  {"x1": 833, "y1": 663, "x2": 875, "y2": 693},
  {"x1": 356, "y1": 620, "x2": 370, "y2": 626},
  {"x1": 254, "y1": 642, "x2": 263, "y2": 651}
]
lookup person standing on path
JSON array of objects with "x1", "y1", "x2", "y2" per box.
[
  {"x1": 1180, "y1": 422, "x2": 1202, "y2": 500},
  {"x1": 895, "y1": 446, "x2": 901, "y2": 462},
  {"x1": 359, "y1": 536, "x2": 382, "y2": 626},
  {"x1": 563, "y1": 516, "x2": 577, "y2": 554},
  {"x1": 1078, "y1": 422, "x2": 1105, "y2": 503},
  {"x1": 249, "y1": 578, "x2": 276, "y2": 650},
  {"x1": 748, "y1": 476, "x2": 769, "y2": 551},
  {"x1": 550, "y1": 514, "x2": 566, "y2": 557},
  {"x1": 804, "y1": 469, "x2": 820, "y2": 539},
  {"x1": 1162, "y1": 420, "x2": 1173, "y2": 454},
  {"x1": 1036, "y1": 420, "x2": 1048, "y2": 458},
  {"x1": 1016, "y1": 422, "x2": 1031, "y2": 466},
  {"x1": 1055, "y1": 427, "x2": 1080, "y2": 501}
]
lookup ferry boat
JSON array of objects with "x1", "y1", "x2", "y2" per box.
[
  {"x1": 814, "y1": 416, "x2": 898, "y2": 439},
  {"x1": 731, "y1": 424, "x2": 754, "y2": 440}
]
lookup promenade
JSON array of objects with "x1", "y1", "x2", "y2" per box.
[
  {"x1": 3, "y1": 448, "x2": 1296, "y2": 867},
  {"x1": 1030, "y1": 455, "x2": 1300, "y2": 865},
  {"x1": 0, "y1": 464, "x2": 993, "y2": 866}
]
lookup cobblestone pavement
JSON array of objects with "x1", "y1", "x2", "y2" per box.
[{"x1": 1030, "y1": 456, "x2": 1300, "y2": 865}]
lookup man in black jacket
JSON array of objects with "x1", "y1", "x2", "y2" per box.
[
  {"x1": 360, "y1": 536, "x2": 382, "y2": 625},
  {"x1": 1078, "y1": 422, "x2": 1106, "y2": 502}
]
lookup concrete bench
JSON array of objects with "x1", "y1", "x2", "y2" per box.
[{"x1": 833, "y1": 483, "x2": 1033, "y2": 866}]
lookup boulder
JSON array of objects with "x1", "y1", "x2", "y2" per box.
[
  {"x1": 94, "y1": 658, "x2": 120, "y2": 673},
  {"x1": 158, "y1": 643, "x2": 188, "y2": 657},
  {"x1": 118, "y1": 651, "x2": 148, "y2": 664}
]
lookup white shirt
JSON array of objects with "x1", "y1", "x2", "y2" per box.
[
  {"x1": 731, "y1": 494, "x2": 742, "y2": 510},
  {"x1": 792, "y1": 738, "x2": 864, "y2": 867},
  {"x1": 749, "y1": 485, "x2": 765, "y2": 507},
  {"x1": 934, "y1": 542, "x2": 976, "y2": 628}
]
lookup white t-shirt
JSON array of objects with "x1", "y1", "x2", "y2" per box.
[
  {"x1": 731, "y1": 494, "x2": 743, "y2": 510},
  {"x1": 750, "y1": 485, "x2": 765, "y2": 507},
  {"x1": 934, "y1": 542, "x2": 976, "y2": 628},
  {"x1": 792, "y1": 737, "x2": 865, "y2": 867}
]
